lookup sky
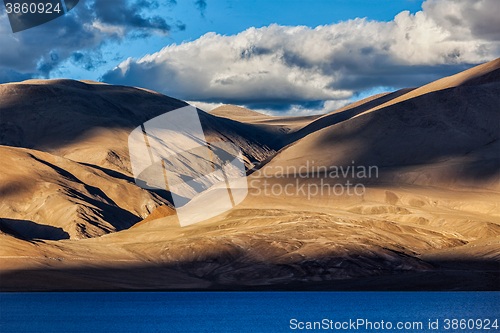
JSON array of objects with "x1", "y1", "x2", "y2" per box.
[{"x1": 1, "y1": 0, "x2": 499, "y2": 115}]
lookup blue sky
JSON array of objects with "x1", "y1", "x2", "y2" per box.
[{"x1": 1, "y1": 0, "x2": 499, "y2": 115}]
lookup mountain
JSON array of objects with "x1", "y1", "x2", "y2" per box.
[
  {"x1": 266, "y1": 59, "x2": 500, "y2": 189},
  {"x1": 0, "y1": 59, "x2": 499, "y2": 291},
  {"x1": 210, "y1": 104, "x2": 320, "y2": 147},
  {"x1": 0, "y1": 145, "x2": 168, "y2": 239},
  {"x1": 0, "y1": 80, "x2": 277, "y2": 239},
  {"x1": 0, "y1": 79, "x2": 277, "y2": 172}
]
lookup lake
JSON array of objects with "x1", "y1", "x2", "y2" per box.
[{"x1": 1, "y1": 292, "x2": 498, "y2": 332}]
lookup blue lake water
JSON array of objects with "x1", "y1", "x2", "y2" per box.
[{"x1": 0, "y1": 292, "x2": 499, "y2": 332}]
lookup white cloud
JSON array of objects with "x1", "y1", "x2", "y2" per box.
[
  {"x1": 187, "y1": 101, "x2": 224, "y2": 113},
  {"x1": 102, "y1": 0, "x2": 500, "y2": 114}
]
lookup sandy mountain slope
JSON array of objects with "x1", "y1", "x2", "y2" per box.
[
  {"x1": 210, "y1": 104, "x2": 274, "y2": 122},
  {"x1": 1, "y1": 182, "x2": 499, "y2": 290},
  {"x1": 210, "y1": 90, "x2": 418, "y2": 149},
  {"x1": 271, "y1": 58, "x2": 499, "y2": 150},
  {"x1": 210, "y1": 104, "x2": 319, "y2": 131},
  {"x1": 0, "y1": 80, "x2": 278, "y2": 239},
  {"x1": 355, "y1": 57, "x2": 500, "y2": 117},
  {"x1": 283, "y1": 88, "x2": 416, "y2": 146},
  {"x1": 0, "y1": 146, "x2": 170, "y2": 239},
  {"x1": 265, "y1": 58, "x2": 500, "y2": 189},
  {"x1": 210, "y1": 104, "x2": 320, "y2": 148}
]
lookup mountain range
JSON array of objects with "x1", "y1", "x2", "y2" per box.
[{"x1": 0, "y1": 58, "x2": 499, "y2": 291}]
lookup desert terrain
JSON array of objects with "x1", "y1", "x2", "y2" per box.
[{"x1": 0, "y1": 58, "x2": 499, "y2": 291}]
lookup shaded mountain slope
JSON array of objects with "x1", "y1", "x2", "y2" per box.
[
  {"x1": 281, "y1": 88, "x2": 416, "y2": 147},
  {"x1": 0, "y1": 80, "x2": 277, "y2": 174},
  {"x1": 0, "y1": 79, "x2": 187, "y2": 152},
  {"x1": 355, "y1": 57, "x2": 500, "y2": 117},
  {"x1": 265, "y1": 58, "x2": 500, "y2": 189}
]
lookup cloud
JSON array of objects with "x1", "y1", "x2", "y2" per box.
[
  {"x1": 194, "y1": 0, "x2": 207, "y2": 17},
  {"x1": 0, "y1": 67, "x2": 34, "y2": 84},
  {"x1": 422, "y1": 0, "x2": 500, "y2": 41},
  {"x1": 0, "y1": 0, "x2": 179, "y2": 83},
  {"x1": 189, "y1": 99, "x2": 352, "y2": 117},
  {"x1": 92, "y1": 0, "x2": 171, "y2": 36},
  {"x1": 71, "y1": 51, "x2": 106, "y2": 71},
  {"x1": 102, "y1": 0, "x2": 500, "y2": 113},
  {"x1": 187, "y1": 100, "x2": 224, "y2": 113}
]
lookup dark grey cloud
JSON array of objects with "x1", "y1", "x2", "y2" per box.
[
  {"x1": 246, "y1": 100, "x2": 325, "y2": 112},
  {"x1": 194, "y1": 0, "x2": 207, "y2": 17},
  {"x1": 423, "y1": 0, "x2": 500, "y2": 41},
  {"x1": 0, "y1": 0, "x2": 181, "y2": 81},
  {"x1": 71, "y1": 51, "x2": 106, "y2": 71},
  {"x1": 92, "y1": 0, "x2": 171, "y2": 35},
  {"x1": 0, "y1": 68, "x2": 34, "y2": 84},
  {"x1": 326, "y1": 64, "x2": 478, "y2": 91}
]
